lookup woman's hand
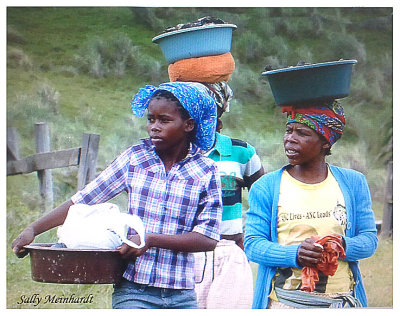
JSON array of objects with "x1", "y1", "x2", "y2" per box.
[
  {"x1": 118, "y1": 234, "x2": 149, "y2": 261},
  {"x1": 11, "y1": 200, "x2": 73, "y2": 258},
  {"x1": 12, "y1": 226, "x2": 35, "y2": 258},
  {"x1": 296, "y1": 238, "x2": 323, "y2": 267}
]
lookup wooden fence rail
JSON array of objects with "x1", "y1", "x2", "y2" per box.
[
  {"x1": 7, "y1": 147, "x2": 81, "y2": 175},
  {"x1": 7, "y1": 123, "x2": 100, "y2": 212}
]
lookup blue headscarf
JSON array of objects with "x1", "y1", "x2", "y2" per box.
[{"x1": 131, "y1": 82, "x2": 217, "y2": 151}]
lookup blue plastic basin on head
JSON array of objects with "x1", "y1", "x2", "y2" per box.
[
  {"x1": 262, "y1": 60, "x2": 357, "y2": 106},
  {"x1": 152, "y1": 24, "x2": 237, "y2": 64}
]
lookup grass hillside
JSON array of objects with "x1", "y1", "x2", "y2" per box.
[{"x1": 6, "y1": 7, "x2": 393, "y2": 308}]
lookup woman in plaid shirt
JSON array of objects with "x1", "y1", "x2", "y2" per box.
[{"x1": 12, "y1": 82, "x2": 223, "y2": 309}]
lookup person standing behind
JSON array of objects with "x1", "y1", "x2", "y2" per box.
[
  {"x1": 153, "y1": 17, "x2": 265, "y2": 308},
  {"x1": 192, "y1": 81, "x2": 264, "y2": 309},
  {"x1": 12, "y1": 82, "x2": 223, "y2": 309},
  {"x1": 244, "y1": 101, "x2": 378, "y2": 308}
]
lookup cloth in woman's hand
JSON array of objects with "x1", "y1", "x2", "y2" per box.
[{"x1": 301, "y1": 234, "x2": 346, "y2": 292}]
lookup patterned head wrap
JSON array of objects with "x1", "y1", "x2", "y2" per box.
[
  {"x1": 131, "y1": 82, "x2": 218, "y2": 151},
  {"x1": 201, "y1": 82, "x2": 234, "y2": 113},
  {"x1": 281, "y1": 101, "x2": 346, "y2": 146},
  {"x1": 185, "y1": 81, "x2": 233, "y2": 113}
]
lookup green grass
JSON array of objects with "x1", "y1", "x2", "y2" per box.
[
  {"x1": 360, "y1": 238, "x2": 393, "y2": 307},
  {"x1": 6, "y1": 7, "x2": 393, "y2": 308}
]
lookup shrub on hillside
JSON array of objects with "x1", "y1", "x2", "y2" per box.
[
  {"x1": 129, "y1": 7, "x2": 204, "y2": 33},
  {"x1": 326, "y1": 32, "x2": 367, "y2": 63},
  {"x1": 74, "y1": 33, "x2": 164, "y2": 81},
  {"x1": 74, "y1": 34, "x2": 137, "y2": 78},
  {"x1": 309, "y1": 14, "x2": 326, "y2": 37},
  {"x1": 256, "y1": 19, "x2": 276, "y2": 38},
  {"x1": 288, "y1": 46, "x2": 315, "y2": 66},
  {"x1": 261, "y1": 55, "x2": 284, "y2": 71},
  {"x1": 275, "y1": 16, "x2": 314, "y2": 39},
  {"x1": 351, "y1": 70, "x2": 386, "y2": 104},
  {"x1": 130, "y1": 48, "x2": 164, "y2": 83},
  {"x1": 37, "y1": 84, "x2": 60, "y2": 115},
  {"x1": 380, "y1": 53, "x2": 393, "y2": 84},
  {"x1": 7, "y1": 84, "x2": 62, "y2": 156},
  {"x1": 348, "y1": 12, "x2": 393, "y2": 32},
  {"x1": 7, "y1": 48, "x2": 32, "y2": 69},
  {"x1": 229, "y1": 63, "x2": 270, "y2": 104},
  {"x1": 7, "y1": 26, "x2": 25, "y2": 44},
  {"x1": 377, "y1": 119, "x2": 393, "y2": 164},
  {"x1": 252, "y1": 35, "x2": 289, "y2": 67},
  {"x1": 233, "y1": 32, "x2": 264, "y2": 64}
]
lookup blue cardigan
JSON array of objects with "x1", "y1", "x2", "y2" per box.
[{"x1": 244, "y1": 165, "x2": 378, "y2": 308}]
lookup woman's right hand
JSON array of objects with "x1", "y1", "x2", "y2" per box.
[
  {"x1": 12, "y1": 226, "x2": 35, "y2": 258},
  {"x1": 118, "y1": 234, "x2": 149, "y2": 261},
  {"x1": 296, "y1": 237, "x2": 323, "y2": 268},
  {"x1": 11, "y1": 200, "x2": 74, "y2": 258}
]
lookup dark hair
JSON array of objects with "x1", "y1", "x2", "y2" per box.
[
  {"x1": 150, "y1": 90, "x2": 197, "y2": 142},
  {"x1": 151, "y1": 90, "x2": 191, "y2": 120}
]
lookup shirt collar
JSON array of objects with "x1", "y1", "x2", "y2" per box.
[
  {"x1": 141, "y1": 137, "x2": 200, "y2": 165},
  {"x1": 212, "y1": 133, "x2": 232, "y2": 157},
  {"x1": 141, "y1": 137, "x2": 154, "y2": 151}
]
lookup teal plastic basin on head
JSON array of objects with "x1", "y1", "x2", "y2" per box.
[
  {"x1": 152, "y1": 24, "x2": 237, "y2": 64},
  {"x1": 262, "y1": 60, "x2": 357, "y2": 106}
]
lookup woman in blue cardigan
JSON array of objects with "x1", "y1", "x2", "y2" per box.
[{"x1": 244, "y1": 101, "x2": 378, "y2": 308}]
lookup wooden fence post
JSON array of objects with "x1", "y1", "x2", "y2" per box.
[
  {"x1": 77, "y1": 133, "x2": 100, "y2": 190},
  {"x1": 7, "y1": 126, "x2": 20, "y2": 161},
  {"x1": 380, "y1": 161, "x2": 393, "y2": 238},
  {"x1": 7, "y1": 124, "x2": 101, "y2": 210},
  {"x1": 35, "y1": 122, "x2": 54, "y2": 212}
]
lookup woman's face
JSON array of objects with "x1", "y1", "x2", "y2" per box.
[
  {"x1": 146, "y1": 97, "x2": 194, "y2": 154},
  {"x1": 283, "y1": 122, "x2": 330, "y2": 166}
]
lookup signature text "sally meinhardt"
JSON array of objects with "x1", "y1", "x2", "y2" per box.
[{"x1": 17, "y1": 293, "x2": 94, "y2": 306}]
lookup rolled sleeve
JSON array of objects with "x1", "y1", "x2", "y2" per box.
[{"x1": 192, "y1": 168, "x2": 223, "y2": 241}]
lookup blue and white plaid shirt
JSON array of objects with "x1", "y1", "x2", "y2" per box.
[{"x1": 71, "y1": 138, "x2": 222, "y2": 289}]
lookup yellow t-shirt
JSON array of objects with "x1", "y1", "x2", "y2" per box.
[{"x1": 270, "y1": 169, "x2": 353, "y2": 299}]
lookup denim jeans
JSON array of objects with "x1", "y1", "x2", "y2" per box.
[{"x1": 112, "y1": 279, "x2": 198, "y2": 309}]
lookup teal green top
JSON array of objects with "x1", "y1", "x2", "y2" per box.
[{"x1": 207, "y1": 133, "x2": 262, "y2": 235}]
